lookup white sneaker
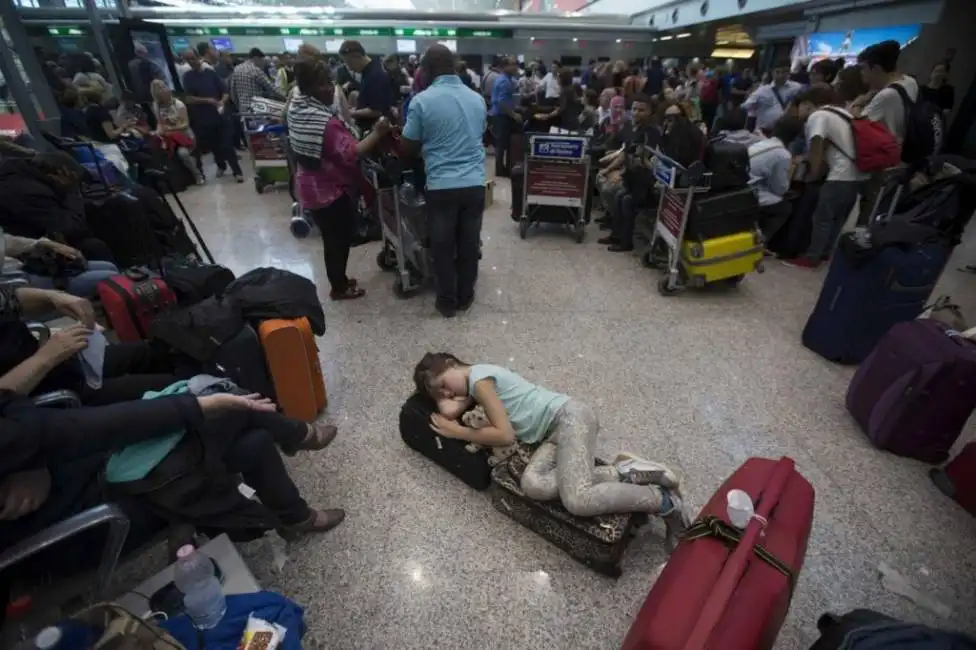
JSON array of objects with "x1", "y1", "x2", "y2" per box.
[
  {"x1": 659, "y1": 491, "x2": 691, "y2": 552},
  {"x1": 614, "y1": 453, "x2": 681, "y2": 491}
]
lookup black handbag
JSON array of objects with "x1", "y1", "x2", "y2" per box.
[{"x1": 19, "y1": 249, "x2": 87, "y2": 289}]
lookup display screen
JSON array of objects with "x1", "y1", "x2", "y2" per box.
[
  {"x1": 437, "y1": 40, "x2": 457, "y2": 52},
  {"x1": 396, "y1": 39, "x2": 417, "y2": 54},
  {"x1": 170, "y1": 36, "x2": 191, "y2": 54},
  {"x1": 325, "y1": 39, "x2": 344, "y2": 53},
  {"x1": 805, "y1": 24, "x2": 920, "y2": 65},
  {"x1": 211, "y1": 37, "x2": 234, "y2": 52},
  {"x1": 283, "y1": 37, "x2": 303, "y2": 53}
]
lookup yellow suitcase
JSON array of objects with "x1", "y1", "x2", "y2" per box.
[{"x1": 680, "y1": 231, "x2": 763, "y2": 287}]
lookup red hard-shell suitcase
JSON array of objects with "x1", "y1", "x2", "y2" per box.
[
  {"x1": 97, "y1": 270, "x2": 177, "y2": 342},
  {"x1": 621, "y1": 457, "x2": 814, "y2": 650},
  {"x1": 931, "y1": 442, "x2": 976, "y2": 517},
  {"x1": 846, "y1": 319, "x2": 976, "y2": 464}
]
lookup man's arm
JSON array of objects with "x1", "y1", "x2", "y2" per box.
[
  {"x1": 400, "y1": 98, "x2": 423, "y2": 159},
  {"x1": 257, "y1": 71, "x2": 286, "y2": 101},
  {"x1": 805, "y1": 136, "x2": 827, "y2": 182},
  {"x1": 741, "y1": 86, "x2": 763, "y2": 112},
  {"x1": 768, "y1": 151, "x2": 793, "y2": 198}
]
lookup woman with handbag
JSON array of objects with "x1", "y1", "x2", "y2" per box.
[{"x1": 150, "y1": 81, "x2": 204, "y2": 185}]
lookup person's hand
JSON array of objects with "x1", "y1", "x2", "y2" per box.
[
  {"x1": 207, "y1": 98, "x2": 221, "y2": 107},
  {"x1": 198, "y1": 393, "x2": 278, "y2": 413},
  {"x1": 39, "y1": 323, "x2": 92, "y2": 365},
  {"x1": 0, "y1": 469, "x2": 51, "y2": 521},
  {"x1": 37, "y1": 238, "x2": 84, "y2": 262},
  {"x1": 430, "y1": 413, "x2": 466, "y2": 439},
  {"x1": 47, "y1": 291, "x2": 96, "y2": 328},
  {"x1": 374, "y1": 117, "x2": 392, "y2": 136},
  {"x1": 533, "y1": 113, "x2": 548, "y2": 120},
  {"x1": 513, "y1": 113, "x2": 523, "y2": 123}
]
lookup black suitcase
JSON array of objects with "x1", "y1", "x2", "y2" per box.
[
  {"x1": 399, "y1": 393, "x2": 492, "y2": 490},
  {"x1": 704, "y1": 137, "x2": 750, "y2": 192},
  {"x1": 164, "y1": 264, "x2": 236, "y2": 306},
  {"x1": 684, "y1": 186, "x2": 759, "y2": 241},
  {"x1": 208, "y1": 324, "x2": 276, "y2": 401},
  {"x1": 809, "y1": 609, "x2": 976, "y2": 649},
  {"x1": 511, "y1": 163, "x2": 524, "y2": 222},
  {"x1": 767, "y1": 182, "x2": 821, "y2": 258},
  {"x1": 488, "y1": 453, "x2": 645, "y2": 578}
]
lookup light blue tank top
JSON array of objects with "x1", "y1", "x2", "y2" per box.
[{"x1": 468, "y1": 364, "x2": 570, "y2": 444}]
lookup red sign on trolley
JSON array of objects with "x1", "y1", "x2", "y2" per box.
[{"x1": 658, "y1": 187, "x2": 685, "y2": 246}]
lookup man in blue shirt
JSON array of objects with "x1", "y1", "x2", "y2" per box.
[
  {"x1": 489, "y1": 57, "x2": 522, "y2": 178},
  {"x1": 339, "y1": 40, "x2": 395, "y2": 132},
  {"x1": 741, "y1": 65, "x2": 801, "y2": 135},
  {"x1": 403, "y1": 45, "x2": 487, "y2": 318},
  {"x1": 182, "y1": 50, "x2": 243, "y2": 181}
]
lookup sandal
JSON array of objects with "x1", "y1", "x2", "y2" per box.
[
  {"x1": 284, "y1": 422, "x2": 338, "y2": 457},
  {"x1": 330, "y1": 286, "x2": 366, "y2": 300}
]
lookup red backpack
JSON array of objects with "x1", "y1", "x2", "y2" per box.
[
  {"x1": 699, "y1": 78, "x2": 719, "y2": 104},
  {"x1": 822, "y1": 106, "x2": 901, "y2": 173}
]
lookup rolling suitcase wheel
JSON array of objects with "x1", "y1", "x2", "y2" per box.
[{"x1": 290, "y1": 217, "x2": 313, "y2": 239}]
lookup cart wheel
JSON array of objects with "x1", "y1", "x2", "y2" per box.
[
  {"x1": 393, "y1": 277, "x2": 417, "y2": 299},
  {"x1": 290, "y1": 217, "x2": 312, "y2": 239},
  {"x1": 723, "y1": 274, "x2": 745, "y2": 287},
  {"x1": 254, "y1": 179, "x2": 265, "y2": 194},
  {"x1": 575, "y1": 225, "x2": 585, "y2": 244},
  {"x1": 642, "y1": 251, "x2": 666, "y2": 270},
  {"x1": 519, "y1": 219, "x2": 528, "y2": 240},
  {"x1": 376, "y1": 248, "x2": 397, "y2": 272},
  {"x1": 657, "y1": 275, "x2": 682, "y2": 296}
]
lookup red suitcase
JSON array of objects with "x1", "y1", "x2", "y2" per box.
[
  {"x1": 930, "y1": 442, "x2": 976, "y2": 517},
  {"x1": 97, "y1": 270, "x2": 177, "y2": 342},
  {"x1": 621, "y1": 457, "x2": 815, "y2": 650}
]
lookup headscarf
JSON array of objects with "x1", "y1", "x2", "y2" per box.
[{"x1": 609, "y1": 96, "x2": 626, "y2": 127}]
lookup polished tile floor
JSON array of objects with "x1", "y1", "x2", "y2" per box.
[{"x1": 155, "y1": 159, "x2": 976, "y2": 648}]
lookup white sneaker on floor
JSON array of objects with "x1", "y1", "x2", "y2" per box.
[{"x1": 614, "y1": 453, "x2": 681, "y2": 491}]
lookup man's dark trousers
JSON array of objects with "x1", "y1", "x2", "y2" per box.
[
  {"x1": 492, "y1": 114, "x2": 514, "y2": 177},
  {"x1": 426, "y1": 186, "x2": 485, "y2": 310}
]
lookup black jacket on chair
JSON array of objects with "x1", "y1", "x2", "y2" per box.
[{"x1": 0, "y1": 159, "x2": 92, "y2": 246}]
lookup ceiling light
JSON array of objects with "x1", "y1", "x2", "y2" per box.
[
  {"x1": 651, "y1": 37, "x2": 658, "y2": 42},
  {"x1": 676, "y1": 32, "x2": 691, "y2": 38},
  {"x1": 572, "y1": 37, "x2": 578, "y2": 42},
  {"x1": 659, "y1": 35, "x2": 673, "y2": 41},
  {"x1": 616, "y1": 38, "x2": 622, "y2": 43}
]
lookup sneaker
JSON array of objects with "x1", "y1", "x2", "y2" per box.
[
  {"x1": 782, "y1": 256, "x2": 821, "y2": 270},
  {"x1": 458, "y1": 296, "x2": 475, "y2": 311},
  {"x1": 234, "y1": 174, "x2": 245, "y2": 184},
  {"x1": 614, "y1": 453, "x2": 681, "y2": 491},
  {"x1": 659, "y1": 490, "x2": 691, "y2": 552},
  {"x1": 216, "y1": 168, "x2": 226, "y2": 178},
  {"x1": 435, "y1": 302, "x2": 457, "y2": 318}
]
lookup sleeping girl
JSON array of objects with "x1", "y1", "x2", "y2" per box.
[{"x1": 414, "y1": 353, "x2": 690, "y2": 546}]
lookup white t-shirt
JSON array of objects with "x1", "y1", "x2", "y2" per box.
[
  {"x1": 543, "y1": 72, "x2": 561, "y2": 99},
  {"x1": 863, "y1": 75, "x2": 919, "y2": 144},
  {"x1": 805, "y1": 107, "x2": 869, "y2": 182}
]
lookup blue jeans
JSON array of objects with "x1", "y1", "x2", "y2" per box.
[
  {"x1": 27, "y1": 261, "x2": 119, "y2": 297},
  {"x1": 806, "y1": 181, "x2": 861, "y2": 260}
]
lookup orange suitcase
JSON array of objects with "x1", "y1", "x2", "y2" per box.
[{"x1": 257, "y1": 317, "x2": 326, "y2": 421}]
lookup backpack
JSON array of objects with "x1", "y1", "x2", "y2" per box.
[
  {"x1": 822, "y1": 107, "x2": 901, "y2": 173},
  {"x1": 700, "y1": 78, "x2": 719, "y2": 104},
  {"x1": 890, "y1": 82, "x2": 945, "y2": 164}
]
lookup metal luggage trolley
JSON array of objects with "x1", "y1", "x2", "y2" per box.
[
  {"x1": 519, "y1": 133, "x2": 592, "y2": 243},
  {"x1": 644, "y1": 149, "x2": 716, "y2": 296},
  {"x1": 366, "y1": 157, "x2": 430, "y2": 298},
  {"x1": 240, "y1": 114, "x2": 290, "y2": 194}
]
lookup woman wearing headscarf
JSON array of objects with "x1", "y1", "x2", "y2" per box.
[
  {"x1": 600, "y1": 95, "x2": 629, "y2": 135},
  {"x1": 287, "y1": 58, "x2": 389, "y2": 301}
]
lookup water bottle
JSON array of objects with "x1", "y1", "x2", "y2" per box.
[
  {"x1": 172, "y1": 545, "x2": 226, "y2": 630},
  {"x1": 400, "y1": 180, "x2": 417, "y2": 206},
  {"x1": 31, "y1": 621, "x2": 102, "y2": 650}
]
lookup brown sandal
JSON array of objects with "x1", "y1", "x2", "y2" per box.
[{"x1": 330, "y1": 286, "x2": 366, "y2": 300}]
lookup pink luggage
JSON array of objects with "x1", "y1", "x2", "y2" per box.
[{"x1": 846, "y1": 319, "x2": 976, "y2": 463}]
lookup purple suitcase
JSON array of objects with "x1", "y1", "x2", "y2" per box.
[{"x1": 846, "y1": 319, "x2": 976, "y2": 464}]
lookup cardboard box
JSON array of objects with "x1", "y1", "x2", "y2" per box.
[{"x1": 485, "y1": 180, "x2": 495, "y2": 209}]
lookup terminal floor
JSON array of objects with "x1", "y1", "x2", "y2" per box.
[{"x1": 129, "y1": 160, "x2": 976, "y2": 648}]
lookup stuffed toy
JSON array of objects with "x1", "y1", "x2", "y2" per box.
[{"x1": 462, "y1": 405, "x2": 519, "y2": 466}]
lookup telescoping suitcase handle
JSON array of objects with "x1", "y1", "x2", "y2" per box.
[{"x1": 683, "y1": 457, "x2": 797, "y2": 650}]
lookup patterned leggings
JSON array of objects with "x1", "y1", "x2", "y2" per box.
[{"x1": 519, "y1": 399, "x2": 668, "y2": 517}]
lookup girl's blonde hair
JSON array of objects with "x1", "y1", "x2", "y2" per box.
[{"x1": 150, "y1": 79, "x2": 170, "y2": 104}]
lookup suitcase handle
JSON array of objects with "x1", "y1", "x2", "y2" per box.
[
  {"x1": 683, "y1": 457, "x2": 797, "y2": 650},
  {"x1": 124, "y1": 267, "x2": 151, "y2": 282}
]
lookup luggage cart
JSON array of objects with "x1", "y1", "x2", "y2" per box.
[
  {"x1": 643, "y1": 149, "x2": 763, "y2": 296},
  {"x1": 365, "y1": 158, "x2": 429, "y2": 298},
  {"x1": 240, "y1": 115, "x2": 289, "y2": 194},
  {"x1": 519, "y1": 133, "x2": 592, "y2": 243}
]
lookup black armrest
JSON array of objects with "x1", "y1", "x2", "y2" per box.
[{"x1": 32, "y1": 389, "x2": 81, "y2": 409}]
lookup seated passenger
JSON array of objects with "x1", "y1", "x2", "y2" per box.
[
  {"x1": 598, "y1": 95, "x2": 629, "y2": 136},
  {"x1": 0, "y1": 355, "x2": 343, "y2": 589},
  {"x1": 56, "y1": 88, "x2": 90, "y2": 141},
  {"x1": 3, "y1": 232, "x2": 118, "y2": 297},
  {"x1": 414, "y1": 353, "x2": 688, "y2": 546},
  {"x1": 597, "y1": 94, "x2": 659, "y2": 252},
  {"x1": 0, "y1": 287, "x2": 179, "y2": 405},
  {"x1": 151, "y1": 80, "x2": 204, "y2": 185},
  {"x1": 0, "y1": 152, "x2": 115, "y2": 263},
  {"x1": 82, "y1": 86, "x2": 132, "y2": 145},
  {"x1": 747, "y1": 115, "x2": 804, "y2": 243},
  {"x1": 287, "y1": 58, "x2": 390, "y2": 301}
]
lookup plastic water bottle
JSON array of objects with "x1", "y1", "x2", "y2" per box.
[
  {"x1": 400, "y1": 180, "x2": 417, "y2": 206},
  {"x1": 172, "y1": 545, "x2": 226, "y2": 630}
]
